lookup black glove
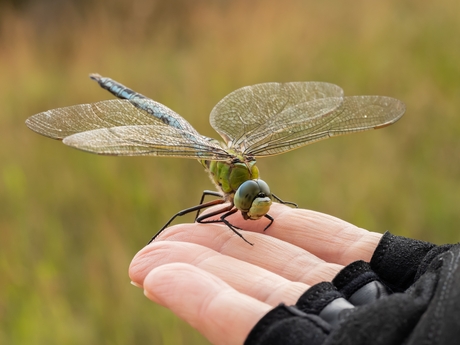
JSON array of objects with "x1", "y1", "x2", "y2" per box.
[{"x1": 245, "y1": 232, "x2": 460, "y2": 345}]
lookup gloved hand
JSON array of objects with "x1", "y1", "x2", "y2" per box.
[{"x1": 246, "y1": 232, "x2": 459, "y2": 345}]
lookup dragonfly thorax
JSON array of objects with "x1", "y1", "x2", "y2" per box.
[
  {"x1": 202, "y1": 158, "x2": 259, "y2": 195},
  {"x1": 202, "y1": 158, "x2": 272, "y2": 219}
]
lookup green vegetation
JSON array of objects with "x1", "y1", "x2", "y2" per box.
[{"x1": 1, "y1": 0, "x2": 459, "y2": 343}]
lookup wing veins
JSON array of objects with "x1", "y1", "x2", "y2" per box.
[
  {"x1": 63, "y1": 124, "x2": 232, "y2": 160},
  {"x1": 244, "y1": 96, "x2": 404, "y2": 157}
]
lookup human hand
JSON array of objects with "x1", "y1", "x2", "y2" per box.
[{"x1": 129, "y1": 203, "x2": 382, "y2": 345}]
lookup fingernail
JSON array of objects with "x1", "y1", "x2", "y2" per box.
[{"x1": 130, "y1": 281, "x2": 143, "y2": 288}]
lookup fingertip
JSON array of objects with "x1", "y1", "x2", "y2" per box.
[
  {"x1": 142, "y1": 263, "x2": 271, "y2": 345},
  {"x1": 143, "y1": 286, "x2": 160, "y2": 303},
  {"x1": 128, "y1": 244, "x2": 154, "y2": 285}
]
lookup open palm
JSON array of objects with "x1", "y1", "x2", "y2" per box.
[{"x1": 129, "y1": 203, "x2": 382, "y2": 345}]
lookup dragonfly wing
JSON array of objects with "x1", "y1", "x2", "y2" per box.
[
  {"x1": 210, "y1": 82, "x2": 404, "y2": 157},
  {"x1": 26, "y1": 99, "x2": 197, "y2": 140},
  {"x1": 210, "y1": 82, "x2": 344, "y2": 149},
  {"x1": 27, "y1": 98, "x2": 231, "y2": 160},
  {"x1": 245, "y1": 95, "x2": 406, "y2": 157},
  {"x1": 62, "y1": 125, "x2": 231, "y2": 160}
]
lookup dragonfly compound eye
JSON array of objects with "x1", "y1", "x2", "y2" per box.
[{"x1": 234, "y1": 179, "x2": 272, "y2": 220}]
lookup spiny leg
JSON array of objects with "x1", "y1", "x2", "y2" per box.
[
  {"x1": 272, "y1": 193, "x2": 298, "y2": 208},
  {"x1": 147, "y1": 198, "x2": 226, "y2": 244},
  {"x1": 195, "y1": 190, "x2": 224, "y2": 220},
  {"x1": 263, "y1": 214, "x2": 274, "y2": 231},
  {"x1": 196, "y1": 203, "x2": 236, "y2": 225},
  {"x1": 197, "y1": 207, "x2": 254, "y2": 245}
]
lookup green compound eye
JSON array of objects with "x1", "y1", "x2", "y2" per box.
[
  {"x1": 234, "y1": 179, "x2": 271, "y2": 212},
  {"x1": 256, "y1": 179, "x2": 270, "y2": 197}
]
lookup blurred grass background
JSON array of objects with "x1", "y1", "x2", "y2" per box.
[{"x1": 1, "y1": 0, "x2": 459, "y2": 343}]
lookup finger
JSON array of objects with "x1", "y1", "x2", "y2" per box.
[
  {"x1": 130, "y1": 241, "x2": 309, "y2": 305},
  {"x1": 221, "y1": 202, "x2": 381, "y2": 264},
  {"x1": 241, "y1": 204, "x2": 382, "y2": 264},
  {"x1": 149, "y1": 224, "x2": 343, "y2": 285},
  {"x1": 142, "y1": 263, "x2": 271, "y2": 345}
]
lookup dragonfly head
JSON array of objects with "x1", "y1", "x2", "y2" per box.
[{"x1": 234, "y1": 179, "x2": 272, "y2": 220}]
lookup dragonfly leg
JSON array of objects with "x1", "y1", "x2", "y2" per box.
[
  {"x1": 272, "y1": 193, "x2": 298, "y2": 208},
  {"x1": 263, "y1": 214, "x2": 274, "y2": 231},
  {"x1": 195, "y1": 190, "x2": 224, "y2": 220},
  {"x1": 220, "y1": 209, "x2": 254, "y2": 246},
  {"x1": 195, "y1": 203, "x2": 236, "y2": 225},
  {"x1": 197, "y1": 206, "x2": 254, "y2": 245},
  {"x1": 147, "y1": 198, "x2": 225, "y2": 244}
]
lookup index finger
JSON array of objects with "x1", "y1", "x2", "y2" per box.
[{"x1": 154, "y1": 203, "x2": 382, "y2": 265}]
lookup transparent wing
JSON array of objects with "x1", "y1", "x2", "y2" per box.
[
  {"x1": 62, "y1": 125, "x2": 230, "y2": 159},
  {"x1": 210, "y1": 82, "x2": 344, "y2": 152},
  {"x1": 26, "y1": 99, "x2": 231, "y2": 160},
  {"x1": 26, "y1": 99, "x2": 199, "y2": 139},
  {"x1": 247, "y1": 95, "x2": 405, "y2": 157},
  {"x1": 210, "y1": 83, "x2": 405, "y2": 157}
]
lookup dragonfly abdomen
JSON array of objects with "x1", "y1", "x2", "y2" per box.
[
  {"x1": 90, "y1": 74, "x2": 199, "y2": 133},
  {"x1": 90, "y1": 74, "x2": 147, "y2": 101}
]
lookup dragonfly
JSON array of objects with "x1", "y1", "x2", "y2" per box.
[{"x1": 26, "y1": 74, "x2": 405, "y2": 245}]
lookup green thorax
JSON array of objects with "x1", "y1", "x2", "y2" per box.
[{"x1": 200, "y1": 152, "x2": 259, "y2": 200}]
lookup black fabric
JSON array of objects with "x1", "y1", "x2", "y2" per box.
[
  {"x1": 333, "y1": 260, "x2": 389, "y2": 305},
  {"x1": 245, "y1": 231, "x2": 460, "y2": 345},
  {"x1": 369, "y1": 232, "x2": 437, "y2": 292},
  {"x1": 296, "y1": 282, "x2": 342, "y2": 314},
  {"x1": 244, "y1": 304, "x2": 331, "y2": 345}
]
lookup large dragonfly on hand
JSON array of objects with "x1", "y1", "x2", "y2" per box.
[{"x1": 26, "y1": 74, "x2": 405, "y2": 245}]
